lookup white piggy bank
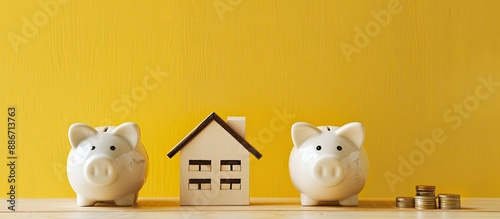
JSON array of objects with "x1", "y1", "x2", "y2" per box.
[
  {"x1": 289, "y1": 122, "x2": 368, "y2": 206},
  {"x1": 67, "y1": 122, "x2": 148, "y2": 206}
]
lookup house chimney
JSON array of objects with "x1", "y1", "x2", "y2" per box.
[{"x1": 227, "y1": 116, "x2": 246, "y2": 139}]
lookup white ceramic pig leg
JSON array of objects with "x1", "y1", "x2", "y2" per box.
[
  {"x1": 76, "y1": 194, "x2": 97, "y2": 207},
  {"x1": 300, "y1": 193, "x2": 320, "y2": 206},
  {"x1": 114, "y1": 193, "x2": 135, "y2": 206},
  {"x1": 339, "y1": 195, "x2": 358, "y2": 206}
]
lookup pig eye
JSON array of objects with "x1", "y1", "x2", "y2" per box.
[
  {"x1": 91, "y1": 146, "x2": 96, "y2": 150},
  {"x1": 316, "y1": 145, "x2": 322, "y2": 151},
  {"x1": 337, "y1": 146, "x2": 342, "y2": 151},
  {"x1": 110, "y1": 146, "x2": 116, "y2": 151}
]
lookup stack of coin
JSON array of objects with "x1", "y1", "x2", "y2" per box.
[
  {"x1": 395, "y1": 185, "x2": 462, "y2": 210},
  {"x1": 414, "y1": 196, "x2": 436, "y2": 209},
  {"x1": 414, "y1": 185, "x2": 436, "y2": 209},
  {"x1": 438, "y1": 194, "x2": 461, "y2": 209},
  {"x1": 416, "y1": 185, "x2": 436, "y2": 197},
  {"x1": 396, "y1": 197, "x2": 415, "y2": 208}
]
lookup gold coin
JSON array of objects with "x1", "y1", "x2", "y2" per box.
[{"x1": 416, "y1": 185, "x2": 436, "y2": 191}]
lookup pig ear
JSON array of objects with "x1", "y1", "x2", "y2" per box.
[
  {"x1": 68, "y1": 123, "x2": 98, "y2": 149},
  {"x1": 336, "y1": 122, "x2": 364, "y2": 149},
  {"x1": 112, "y1": 122, "x2": 140, "y2": 148},
  {"x1": 291, "y1": 122, "x2": 322, "y2": 147}
]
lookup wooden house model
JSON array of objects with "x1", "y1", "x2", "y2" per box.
[{"x1": 167, "y1": 112, "x2": 262, "y2": 205}]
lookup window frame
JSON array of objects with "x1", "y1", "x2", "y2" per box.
[
  {"x1": 220, "y1": 160, "x2": 241, "y2": 171},
  {"x1": 220, "y1": 178, "x2": 241, "y2": 190},
  {"x1": 189, "y1": 160, "x2": 212, "y2": 171},
  {"x1": 188, "y1": 178, "x2": 211, "y2": 190}
]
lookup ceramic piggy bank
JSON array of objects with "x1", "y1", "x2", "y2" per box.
[
  {"x1": 289, "y1": 122, "x2": 368, "y2": 206},
  {"x1": 67, "y1": 122, "x2": 148, "y2": 206}
]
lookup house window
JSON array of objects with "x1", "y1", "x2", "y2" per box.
[
  {"x1": 220, "y1": 160, "x2": 241, "y2": 171},
  {"x1": 189, "y1": 160, "x2": 211, "y2": 171},
  {"x1": 188, "y1": 179, "x2": 211, "y2": 190},
  {"x1": 220, "y1": 178, "x2": 241, "y2": 190}
]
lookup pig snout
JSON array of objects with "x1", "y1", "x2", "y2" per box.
[
  {"x1": 83, "y1": 155, "x2": 119, "y2": 186},
  {"x1": 311, "y1": 155, "x2": 346, "y2": 187}
]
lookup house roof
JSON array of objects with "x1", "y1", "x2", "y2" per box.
[{"x1": 167, "y1": 112, "x2": 263, "y2": 159}]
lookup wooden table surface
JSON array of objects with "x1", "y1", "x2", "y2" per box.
[{"x1": 2, "y1": 198, "x2": 500, "y2": 218}]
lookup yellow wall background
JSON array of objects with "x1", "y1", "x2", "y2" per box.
[{"x1": 1, "y1": 0, "x2": 500, "y2": 199}]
